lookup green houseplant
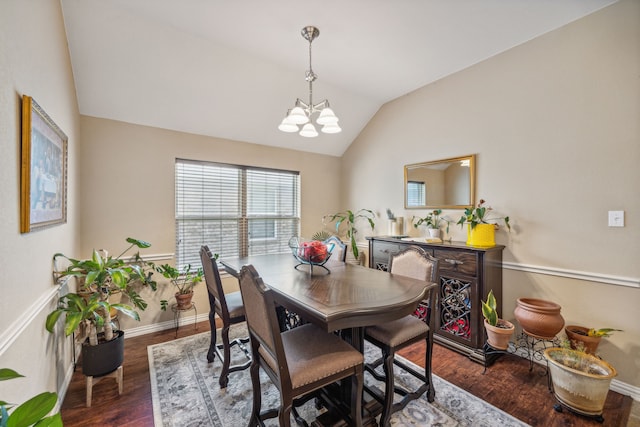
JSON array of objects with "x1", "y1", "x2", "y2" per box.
[
  {"x1": 324, "y1": 209, "x2": 375, "y2": 261},
  {"x1": 0, "y1": 368, "x2": 62, "y2": 427},
  {"x1": 413, "y1": 209, "x2": 450, "y2": 237},
  {"x1": 481, "y1": 289, "x2": 515, "y2": 350},
  {"x1": 457, "y1": 199, "x2": 510, "y2": 246},
  {"x1": 156, "y1": 263, "x2": 204, "y2": 311},
  {"x1": 46, "y1": 237, "x2": 157, "y2": 378}
]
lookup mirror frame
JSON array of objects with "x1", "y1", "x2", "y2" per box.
[{"x1": 404, "y1": 154, "x2": 476, "y2": 210}]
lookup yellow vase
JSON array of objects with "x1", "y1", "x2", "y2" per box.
[{"x1": 467, "y1": 223, "x2": 496, "y2": 247}]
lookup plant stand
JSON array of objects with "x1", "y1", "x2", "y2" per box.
[
  {"x1": 482, "y1": 330, "x2": 561, "y2": 391},
  {"x1": 85, "y1": 365, "x2": 122, "y2": 407},
  {"x1": 171, "y1": 302, "x2": 197, "y2": 338},
  {"x1": 552, "y1": 400, "x2": 605, "y2": 423}
]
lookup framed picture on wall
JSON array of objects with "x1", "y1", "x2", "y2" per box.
[{"x1": 20, "y1": 95, "x2": 68, "y2": 233}]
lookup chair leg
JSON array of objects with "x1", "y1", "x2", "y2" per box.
[
  {"x1": 248, "y1": 362, "x2": 261, "y2": 427},
  {"x1": 379, "y1": 349, "x2": 395, "y2": 427},
  {"x1": 207, "y1": 311, "x2": 217, "y2": 363},
  {"x1": 351, "y1": 369, "x2": 364, "y2": 427},
  {"x1": 278, "y1": 401, "x2": 293, "y2": 427},
  {"x1": 219, "y1": 325, "x2": 232, "y2": 388},
  {"x1": 425, "y1": 335, "x2": 435, "y2": 402}
]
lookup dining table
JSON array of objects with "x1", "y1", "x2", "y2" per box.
[{"x1": 221, "y1": 253, "x2": 429, "y2": 426}]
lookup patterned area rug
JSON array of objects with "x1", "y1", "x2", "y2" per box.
[{"x1": 148, "y1": 324, "x2": 530, "y2": 426}]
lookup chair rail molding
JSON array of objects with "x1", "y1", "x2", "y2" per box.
[
  {"x1": 0, "y1": 285, "x2": 60, "y2": 357},
  {"x1": 503, "y1": 261, "x2": 639, "y2": 288}
]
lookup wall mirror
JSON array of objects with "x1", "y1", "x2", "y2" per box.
[{"x1": 404, "y1": 154, "x2": 476, "y2": 209}]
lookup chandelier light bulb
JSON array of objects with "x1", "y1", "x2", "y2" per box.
[{"x1": 299, "y1": 123, "x2": 318, "y2": 138}]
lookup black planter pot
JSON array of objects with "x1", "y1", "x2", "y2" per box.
[{"x1": 81, "y1": 330, "x2": 125, "y2": 377}]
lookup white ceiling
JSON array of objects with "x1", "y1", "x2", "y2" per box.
[{"x1": 61, "y1": 0, "x2": 616, "y2": 157}]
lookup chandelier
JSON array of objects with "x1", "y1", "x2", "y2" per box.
[{"x1": 278, "y1": 26, "x2": 341, "y2": 137}]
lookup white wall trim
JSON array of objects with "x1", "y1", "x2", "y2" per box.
[
  {"x1": 503, "y1": 261, "x2": 640, "y2": 289},
  {"x1": 123, "y1": 312, "x2": 210, "y2": 338},
  {"x1": 0, "y1": 285, "x2": 60, "y2": 358},
  {"x1": 612, "y1": 379, "x2": 640, "y2": 402}
]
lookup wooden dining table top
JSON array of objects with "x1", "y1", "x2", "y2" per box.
[{"x1": 221, "y1": 253, "x2": 427, "y2": 334}]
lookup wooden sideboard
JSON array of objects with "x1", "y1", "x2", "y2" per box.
[{"x1": 367, "y1": 236, "x2": 504, "y2": 364}]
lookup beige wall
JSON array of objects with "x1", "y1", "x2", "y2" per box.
[
  {"x1": 342, "y1": 0, "x2": 639, "y2": 388},
  {"x1": 0, "y1": 0, "x2": 80, "y2": 408},
  {"x1": 78, "y1": 116, "x2": 342, "y2": 329}
]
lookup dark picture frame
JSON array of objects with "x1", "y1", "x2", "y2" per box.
[{"x1": 20, "y1": 95, "x2": 68, "y2": 233}]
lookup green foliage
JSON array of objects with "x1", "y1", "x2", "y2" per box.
[
  {"x1": 324, "y1": 209, "x2": 375, "y2": 260},
  {"x1": 47, "y1": 237, "x2": 156, "y2": 341},
  {"x1": 413, "y1": 209, "x2": 451, "y2": 233},
  {"x1": 156, "y1": 263, "x2": 204, "y2": 311},
  {"x1": 310, "y1": 230, "x2": 332, "y2": 241},
  {"x1": 0, "y1": 369, "x2": 62, "y2": 427},
  {"x1": 457, "y1": 199, "x2": 510, "y2": 231},
  {"x1": 481, "y1": 289, "x2": 498, "y2": 326},
  {"x1": 588, "y1": 328, "x2": 622, "y2": 338}
]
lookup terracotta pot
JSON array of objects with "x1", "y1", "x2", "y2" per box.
[
  {"x1": 175, "y1": 291, "x2": 194, "y2": 309},
  {"x1": 565, "y1": 325, "x2": 602, "y2": 354},
  {"x1": 544, "y1": 348, "x2": 616, "y2": 417},
  {"x1": 484, "y1": 319, "x2": 515, "y2": 350},
  {"x1": 514, "y1": 297, "x2": 564, "y2": 339}
]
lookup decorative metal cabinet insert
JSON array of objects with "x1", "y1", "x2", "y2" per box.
[{"x1": 367, "y1": 236, "x2": 504, "y2": 364}]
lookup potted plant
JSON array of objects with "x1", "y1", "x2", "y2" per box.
[
  {"x1": 481, "y1": 289, "x2": 515, "y2": 350},
  {"x1": 46, "y1": 237, "x2": 157, "y2": 377},
  {"x1": 324, "y1": 209, "x2": 375, "y2": 262},
  {"x1": 413, "y1": 209, "x2": 450, "y2": 238},
  {"x1": 457, "y1": 199, "x2": 510, "y2": 247},
  {"x1": 544, "y1": 344, "x2": 617, "y2": 420},
  {"x1": 0, "y1": 368, "x2": 62, "y2": 427},
  {"x1": 565, "y1": 325, "x2": 622, "y2": 355},
  {"x1": 156, "y1": 263, "x2": 204, "y2": 310}
]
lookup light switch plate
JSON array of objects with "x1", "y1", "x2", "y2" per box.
[{"x1": 608, "y1": 210, "x2": 624, "y2": 227}]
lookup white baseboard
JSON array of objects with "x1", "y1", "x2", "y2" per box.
[{"x1": 123, "y1": 312, "x2": 211, "y2": 338}]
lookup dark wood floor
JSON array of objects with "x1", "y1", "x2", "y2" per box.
[{"x1": 61, "y1": 320, "x2": 632, "y2": 426}]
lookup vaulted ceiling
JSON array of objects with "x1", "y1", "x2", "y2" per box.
[{"x1": 61, "y1": 0, "x2": 616, "y2": 156}]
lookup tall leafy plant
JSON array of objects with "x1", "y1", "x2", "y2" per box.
[
  {"x1": 46, "y1": 237, "x2": 157, "y2": 345},
  {"x1": 324, "y1": 209, "x2": 375, "y2": 260}
]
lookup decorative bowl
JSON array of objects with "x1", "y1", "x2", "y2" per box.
[{"x1": 288, "y1": 237, "x2": 333, "y2": 273}]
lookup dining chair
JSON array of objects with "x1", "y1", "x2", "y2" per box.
[
  {"x1": 200, "y1": 245, "x2": 251, "y2": 388},
  {"x1": 323, "y1": 235, "x2": 347, "y2": 263},
  {"x1": 238, "y1": 264, "x2": 364, "y2": 427},
  {"x1": 364, "y1": 245, "x2": 439, "y2": 427}
]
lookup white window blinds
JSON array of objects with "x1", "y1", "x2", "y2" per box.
[
  {"x1": 175, "y1": 159, "x2": 300, "y2": 269},
  {"x1": 407, "y1": 181, "x2": 426, "y2": 206}
]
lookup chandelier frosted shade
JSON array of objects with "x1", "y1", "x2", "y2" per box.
[
  {"x1": 299, "y1": 123, "x2": 319, "y2": 138},
  {"x1": 321, "y1": 122, "x2": 342, "y2": 134},
  {"x1": 287, "y1": 106, "x2": 309, "y2": 125},
  {"x1": 316, "y1": 107, "x2": 338, "y2": 125},
  {"x1": 279, "y1": 26, "x2": 341, "y2": 138}
]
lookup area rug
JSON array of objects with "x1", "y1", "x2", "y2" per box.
[{"x1": 148, "y1": 324, "x2": 530, "y2": 426}]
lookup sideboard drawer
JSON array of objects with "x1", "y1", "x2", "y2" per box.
[
  {"x1": 371, "y1": 241, "x2": 404, "y2": 270},
  {"x1": 434, "y1": 249, "x2": 477, "y2": 277}
]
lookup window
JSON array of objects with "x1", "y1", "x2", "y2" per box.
[
  {"x1": 175, "y1": 159, "x2": 300, "y2": 269},
  {"x1": 407, "y1": 181, "x2": 426, "y2": 206}
]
